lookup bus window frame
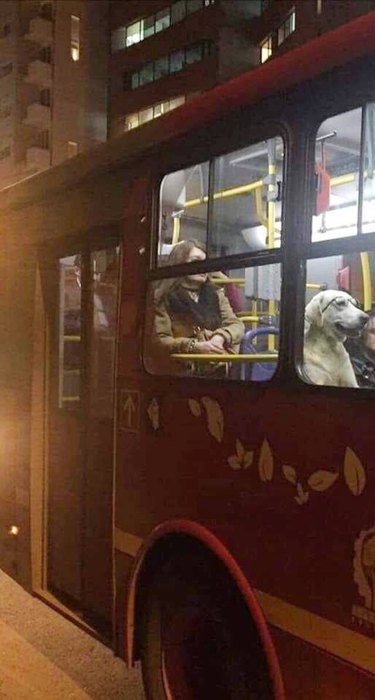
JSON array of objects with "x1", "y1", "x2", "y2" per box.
[
  {"x1": 149, "y1": 121, "x2": 289, "y2": 271},
  {"x1": 143, "y1": 120, "x2": 290, "y2": 384},
  {"x1": 293, "y1": 101, "x2": 375, "y2": 394}
]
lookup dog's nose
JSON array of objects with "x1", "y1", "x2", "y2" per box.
[{"x1": 360, "y1": 313, "x2": 370, "y2": 327}]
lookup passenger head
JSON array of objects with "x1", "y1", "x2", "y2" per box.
[
  {"x1": 167, "y1": 239, "x2": 206, "y2": 265},
  {"x1": 167, "y1": 239, "x2": 207, "y2": 289},
  {"x1": 155, "y1": 239, "x2": 207, "y2": 301}
]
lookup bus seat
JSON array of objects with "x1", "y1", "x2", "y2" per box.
[{"x1": 240, "y1": 327, "x2": 279, "y2": 381}]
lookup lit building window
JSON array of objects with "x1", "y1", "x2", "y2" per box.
[
  {"x1": 124, "y1": 96, "x2": 186, "y2": 131},
  {"x1": 71, "y1": 15, "x2": 80, "y2": 61},
  {"x1": 67, "y1": 141, "x2": 78, "y2": 158},
  {"x1": 260, "y1": 35, "x2": 272, "y2": 63},
  {"x1": 277, "y1": 9, "x2": 296, "y2": 46},
  {"x1": 111, "y1": 1, "x2": 215, "y2": 53},
  {"x1": 126, "y1": 20, "x2": 143, "y2": 47}
]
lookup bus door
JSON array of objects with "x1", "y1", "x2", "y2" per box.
[{"x1": 44, "y1": 242, "x2": 119, "y2": 636}]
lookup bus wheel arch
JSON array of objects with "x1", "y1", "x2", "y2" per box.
[{"x1": 129, "y1": 521, "x2": 284, "y2": 700}]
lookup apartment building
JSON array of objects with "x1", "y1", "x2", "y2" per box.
[
  {"x1": 252, "y1": 1, "x2": 375, "y2": 65},
  {"x1": 0, "y1": 0, "x2": 108, "y2": 190},
  {"x1": 109, "y1": 0, "x2": 263, "y2": 138},
  {"x1": 1, "y1": 1, "x2": 375, "y2": 189},
  {"x1": 109, "y1": 0, "x2": 375, "y2": 138}
]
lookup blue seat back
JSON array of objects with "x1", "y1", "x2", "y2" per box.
[{"x1": 240, "y1": 327, "x2": 279, "y2": 381}]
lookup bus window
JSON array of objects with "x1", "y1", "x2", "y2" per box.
[
  {"x1": 210, "y1": 137, "x2": 284, "y2": 256},
  {"x1": 159, "y1": 161, "x2": 209, "y2": 263},
  {"x1": 58, "y1": 254, "x2": 82, "y2": 408},
  {"x1": 362, "y1": 102, "x2": 375, "y2": 235},
  {"x1": 157, "y1": 135, "x2": 284, "y2": 266},
  {"x1": 301, "y1": 252, "x2": 374, "y2": 388},
  {"x1": 312, "y1": 107, "x2": 362, "y2": 240},
  {"x1": 144, "y1": 252, "x2": 281, "y2": 381}
]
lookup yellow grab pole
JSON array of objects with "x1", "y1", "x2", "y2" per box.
[
  {"x1": 172, "y1": 216, "x2": 180, "y2": 245},
  {"x1": 360, "y1": 251, "x2": 372, "y2": 311}
]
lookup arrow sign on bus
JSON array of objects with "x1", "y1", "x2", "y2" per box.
[{"x1": 121, "y1": 390, "x2": 140, "y2": 432}]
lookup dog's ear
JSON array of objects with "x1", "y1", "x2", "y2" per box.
[{"x1": 305, "y1": 294, "x2": 324, "y2": 331}]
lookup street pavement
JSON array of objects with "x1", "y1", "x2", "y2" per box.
[{"x1": 0, "y1": 570, "x2": 145, "y2": 699}]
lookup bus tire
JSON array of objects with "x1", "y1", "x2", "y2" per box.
[{"x1": 139, "y1": 552, "x2": 274, "y2": 700}]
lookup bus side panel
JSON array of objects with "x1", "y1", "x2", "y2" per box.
[{"x1": 272, "y1": 626, "x2": 375, "y2": 699}]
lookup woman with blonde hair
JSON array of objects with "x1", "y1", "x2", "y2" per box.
[{"x1": 147, "y1": 239, "x2": 244, "y2": 376}]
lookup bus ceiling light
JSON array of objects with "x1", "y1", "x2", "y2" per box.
[{"x1": 8, "y1": 525, "x2": 19, "y2": 536}]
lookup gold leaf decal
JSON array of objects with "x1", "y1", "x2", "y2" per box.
[
  {"x1": 307, "y1": 470, "x2": 338, "y2": 492},
  {"x1": 344, "y1": 447, "x2": 366, "y2": 495},
  {"x1": 282, "y1": 465, "x2": 297, "y2": 485},
  {"x1": 244, "y1": 451, "x2": 254, "y2": 469},
  {"x1": 228, "y1": 443, "x2": 253, "y2": 471},
  {"x1": 188, "y1": 399, "x2": 201, "y2": 417},
  {"x1": 294, "y1": 482, "x2": 309, "y2": 505},
  {"x1": 147, "y1": 398, "x2": 159, "y2": 430},
  {"x1": 228, "y1": 455, "x2": 241, "y2": 470},
  {"x1": 258, "y1": 439, "x2": 274, "y2": 482},
  {"x1": 236, "y1": 439, "x2": 245, "y2": 461},
  {"x1": 201, "y1": 397, "x2": 224, "y2": 443}
]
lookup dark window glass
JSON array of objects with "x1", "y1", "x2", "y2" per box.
[
  {"x1": 186, "y1": 43, "x2": 203, "y2": 64},
  {"x1": 171, "y1": 0, "x2": 186, "y2": 24},
  {"x1": 154, "y1": 55, "x2": 169, "y2": 80},
  {"x1": 139, "y1": 63, "x2": 154, "y2": 86},
  {"x1": 187, "y1": 0, "x2": 203, "y2": 14},
  {"x1": 130, "y1": 72, "x2": 139, "y2": 89},
  {"x1": 170, "y1": 49, "x2": 185, "y2": 73}
]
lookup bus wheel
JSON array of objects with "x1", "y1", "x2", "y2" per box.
[{"x1": 139, "y1": 553, "x2": 274, "y2": 700}]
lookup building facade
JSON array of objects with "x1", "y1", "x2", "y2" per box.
[
  {"x1": 0, "y1": 0, "x2": 108, "y2": 190},
  {"x1": 1, "y1": 1, "x2": 375, "y2": 189},
  {"x1": 108, "y1": 0, "x2": 375, "y2": 139},
  {"x1": 108, "y1": 0, "x2": 263, "y2": 139}
]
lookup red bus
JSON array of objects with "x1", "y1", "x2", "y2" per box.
[{"x1": 2, "y1": 11, "x2": 375, "y2": 698}]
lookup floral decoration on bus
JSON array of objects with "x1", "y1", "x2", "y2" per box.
[{"x1": 188, "y1": 398, "x2": 367, "y2": 504}]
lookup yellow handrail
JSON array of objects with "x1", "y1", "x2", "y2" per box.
[{"x1": 171, "y1": 353, "x2": 278, "y2": 362}]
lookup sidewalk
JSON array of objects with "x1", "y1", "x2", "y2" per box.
[{"x1": 0, "y1": 570, "x2": 145, "y2": 699}]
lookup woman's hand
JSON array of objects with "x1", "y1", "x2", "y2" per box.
[{"x1": 195, "y1": 334, "x2": 226, "y2": 354}]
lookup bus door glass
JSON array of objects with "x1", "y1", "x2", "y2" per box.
[{"x1": 46, "y1": 244, "x2": 119, "y2": 634}]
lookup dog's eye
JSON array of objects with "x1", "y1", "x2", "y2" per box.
[{"x1": 334, "y1": 298, "x2": 348, "y2": 308}]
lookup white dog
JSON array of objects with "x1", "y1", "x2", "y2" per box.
[{"x1": 303, "y1": 290, "x2": 368, "y2": 387}]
